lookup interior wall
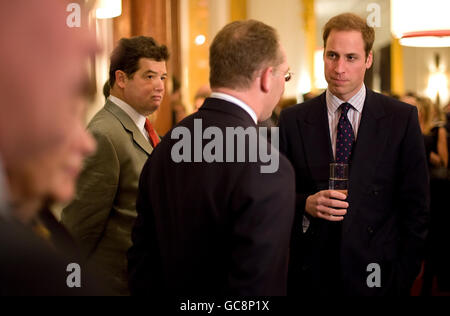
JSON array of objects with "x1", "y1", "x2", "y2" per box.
[
  {"x1": 247, "y1": 0, "x2": 308, "y2": 99},
  {"x1": 180, "y1": 0, "x2": 212, "y2": 112},
  {"x1": 88, "y1": 18, "x2": 114, "y2": 122},
  {"x1": 403, "y1": 47, "x2": 450, "y2": 107}
]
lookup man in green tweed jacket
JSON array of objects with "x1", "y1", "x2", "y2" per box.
[{"x1": 62, "y1": 36, "x2": 168, "y2": 295}]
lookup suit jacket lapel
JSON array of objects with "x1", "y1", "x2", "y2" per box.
[
  {"x1": 299, "y1": 93, "x2": 334, "y2": 189},
  {"x1": 105, "y1": 100, "x2": 153, "y2": 155},
  {"x1": 343, "y1": 89, "x2": 391, "y2": 233}
]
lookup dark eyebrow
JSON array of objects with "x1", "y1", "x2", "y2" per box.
[
  {"x1": 143, "y1": 70, "x2": 168, "y2": 76},
  {"x1": 326, "y1": 51, "x2": 359, "y2": 57}
]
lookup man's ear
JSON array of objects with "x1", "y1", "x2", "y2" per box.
[
  {"x1": 115, "y1": 70, "x2": 127, "y2": 89},
  {"x1": 260, "y1": 67, "x2": 273, "y2": 93},
  {"x1": 366, "y1": 51, "x2": 373, "y2": 69}
]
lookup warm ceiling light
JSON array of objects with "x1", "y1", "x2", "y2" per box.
[
  {"x1": 194, "y1": 35, "x2": 206, "y2": 46},
  {"x1": 400, "y1": 30, "x2": 450, "y2": 47},
  {"x1": 96, "y1": 0, "x2": 122, "y2": 19},
  {"x1": 391, "y1": 0, "x2": 450, "y2": 47}
]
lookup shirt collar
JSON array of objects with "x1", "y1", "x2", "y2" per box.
[
  {"x1": 210, "y1": 92, "x2": 258, "y2": 124},
  {"x1": 326, "y1": 84, "x2": 366, "y2": 114},
  {"x1": 108, "y1": 95, "x2": 147, "y2": 132}
]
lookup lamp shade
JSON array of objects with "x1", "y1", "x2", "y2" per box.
[
  {"x1": 96, "y1": 0, "x2": 122, "y2": 19},
  {"x1": 391, "y1": 0, "x2": 450, "y2": 47}
]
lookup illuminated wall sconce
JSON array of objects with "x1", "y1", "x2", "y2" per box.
[
  {"x1": 426, "y1": 54, "x2": 449, "y2": 106},
  {"x1": 96, "y1": 0, "x2": 122, "y2": 19},
  {"x1": 391, "y1": 0, "x2": 450, "y2": 47}
]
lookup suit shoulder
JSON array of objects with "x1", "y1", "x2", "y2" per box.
[
  {"x1": 88, "y1": 108, "x2": 119, "y2": 129},
  {"x1": 87, "y1": 108, "x2": 127, "y2": 139},
  {"x1": 370, "y1": 91, "x2": 415, "y2": 114},
  {"x1": 279, "y1": 95, "x2": 323, "y2": 122}
]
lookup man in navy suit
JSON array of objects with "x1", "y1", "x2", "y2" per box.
[
  {"x1": 128, "y1": 20, "x2": 296, "y2": 296},
  {"x1": 279, "y1": 13, "x2": 429, "y2": 296}
]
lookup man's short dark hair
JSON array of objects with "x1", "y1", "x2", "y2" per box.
[
  {"x1": 109, "y1": 36, "x2": 169, "y2": 88},
  {"x1": 209, "y1": 20, "x2": 282, "y2": 90},
  {"x1": 323, "y1": 13, "x2": 375, "y2": 59}
]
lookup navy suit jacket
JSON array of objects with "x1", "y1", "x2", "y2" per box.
[
  {"x1": 279, "y1": 89, "x2": 429, "y2": 296},
  {"x1": 128, "y1": 98, "x2": 296, "y2": 296}
]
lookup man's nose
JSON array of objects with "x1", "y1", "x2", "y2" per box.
[
  {"x1": 334, "y1": 58, "x2": 345, "y2": 74},
  {"x1": 154, "y1": 78, "x2": 165, "y2": 91}
]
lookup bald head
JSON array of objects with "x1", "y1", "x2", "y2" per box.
[{"x1": 0, "y1": 0, "x2": 97, "y2": 167}]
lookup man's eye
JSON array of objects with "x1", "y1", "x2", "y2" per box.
[
  {"x1": 147, "y1": 75, "x2": 154, "y2": 79},
  {"x1": 161, "y1": 76, "x2": 167, "y2": 81}
]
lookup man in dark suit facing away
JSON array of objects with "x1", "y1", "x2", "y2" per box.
[
  {"x1": 279, "y1": 13, "x2": 429, "y2": 296},
  {"x1": 128, "y1": 20, "x2": 296, "y2": 296}
]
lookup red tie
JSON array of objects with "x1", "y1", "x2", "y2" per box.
[{"x1": 145, "y1": 118, "x2": 160, "y2": 148}]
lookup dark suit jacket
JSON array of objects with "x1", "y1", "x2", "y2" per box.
[
  {"x1": 128, "y1": 98, "x2": 296, "y2": 296},
  {"x1": 279, "y1": 89, "x2": 429, "y2": 296},
  {"x1": 0, "y1": 215, "x2": 104, "y2": 296}
]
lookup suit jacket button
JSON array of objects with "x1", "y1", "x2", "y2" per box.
[
  {"x1": 373, "y1": 190, "x2": 379, "y2": 196},
  {"x1": 367, "y1": 226, "x2": 374, "y2": 234}
]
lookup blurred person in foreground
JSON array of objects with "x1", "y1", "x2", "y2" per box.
[
  {"x1": 0, "y1": 0, "x2": 101, "y2": 295},
  {"x1": 128, "y1": 20, "x2": 296, "y2": 296},
  {"x1": 279, "y1": 13, "x2": 429, "y2": 296},
  {"x1": 62, "y1": 36, "x2": 169, "y2": 295}
]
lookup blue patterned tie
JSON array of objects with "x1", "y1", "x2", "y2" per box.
[{"x1": 336, "y1": 103, "x2": 355, "y2": 164}]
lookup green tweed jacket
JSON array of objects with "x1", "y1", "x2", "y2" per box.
[{"x1": 61, "y1": 100, "x2": 154, "y2": 295}]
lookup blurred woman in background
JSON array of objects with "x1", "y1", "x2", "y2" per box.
[{"x1": 416, "y1": 96, "x2": 448, "y2": 171}]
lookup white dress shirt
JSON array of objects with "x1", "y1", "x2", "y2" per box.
[
  {"x1": 108, "y1": 95, "x2": 150, "y2": 141},
  {"x1": 210, "y1": 92, "x2": 258, "y2": 124}
]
